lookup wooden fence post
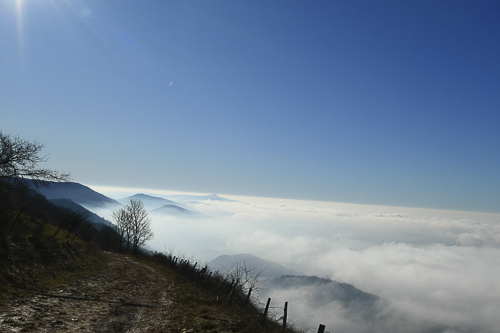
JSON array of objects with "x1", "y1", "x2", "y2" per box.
[
  {"x1": 227, "y1": 284, "x2": 236, "y2": 305},
  {"x1": 262, "y1": 298, "x2": 271, "y2": 325},
  {"x1": 198, "y1": 266, "x2": 207, "y2": 279},
  {"x1": 53, "y1": 219, "x2": 66, "y2": 238},
  {"x1": 282, "y1": 302, "x2": 288, "y2": 332},
  {"x1": 244, "y1": 288, "x2": 252, "y2": 308},
  {"x1": 9, "y1": 207, "x2": 24, "y2": 235},
  {"x1": 317, "y1": 324, "x2": 326, "y2": 333}
]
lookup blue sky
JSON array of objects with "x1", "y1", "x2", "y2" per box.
[{"x1": 2, "y1": 0, "x2": 500, "y2": 212}]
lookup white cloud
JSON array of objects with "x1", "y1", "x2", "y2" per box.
[{"x1": 88, "y1": 189, "x2": 500, "y2": 332}]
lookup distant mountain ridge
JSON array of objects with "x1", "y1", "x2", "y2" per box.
[
  {"x1": 164, "y1": 194, "x2": 237, "y2": 203},
  {"x1": 268, "y1": 275, "x2": 380, "y2": 307},
  {"x1": 209, "y1": 253, "x2": 380, "y2": 313},
  {"x1": 208, "y1": 253, "x2": 302, "y2": 278},
  {"x1": 49, "y1": 198, "x2": 112, "y2": 228},
  {"x1": 28, "y1": 181, "x2": 236, "y2": 220},
  {"x1": 265, "y1": 275, "x2": 464, "y2": 333},
  {"x1": 118, "y1": 193, "x2": 181, "y2": 210},
  {"x1": 29, "y1": 180, "x2": 122, "y2": 210},
  {"x1": 152, "y1": 204, "x2": 206, "y2": 218},
  {"x1": 119, "y1": 193, "x2": 238, "y2": 218},
  {"x1": 119, "y1": 193, "x2": 206, "y2": 218}
]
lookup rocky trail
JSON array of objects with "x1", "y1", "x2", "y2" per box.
[{"x1": 0, "y1": 253, "x2": 179, "y2": 332}]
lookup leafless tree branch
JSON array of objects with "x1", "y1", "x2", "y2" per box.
[
  {"x1": 0, "y1": 131, "x2": 70, "y2": 187},
  {"x1": 112, "y1": 199, "x2": 153, "y2": 254}
]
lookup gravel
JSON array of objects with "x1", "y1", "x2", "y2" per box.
[{"x1": 0, "y1": 253, "x2": 179, "y2": 332}]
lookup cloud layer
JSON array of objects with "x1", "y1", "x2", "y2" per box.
[{"x1": 103, "y1": 193, "x2": 500, "y2": 332}]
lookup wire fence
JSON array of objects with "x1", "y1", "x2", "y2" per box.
[{"x1": 145, "y1": 251, "x2": 329, "y2": 333}]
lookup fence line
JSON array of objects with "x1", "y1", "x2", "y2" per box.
[{"x1": 149, "y1": 252, "x2": 327, "y2": 333}]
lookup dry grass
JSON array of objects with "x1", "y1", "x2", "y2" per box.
[
  {"x1": 0, "y1": 213, "x2": 106, "y2": 302},
  {"x1": 1, "y1": 209, "x2": 303, "y2": 332},
  {"x1": 135, "y1": 252, "x2": 302, "y2": 333}
]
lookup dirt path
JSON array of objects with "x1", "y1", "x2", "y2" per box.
[{"x1": 0, "y1": 253, "x2": 179, "y2": 332}]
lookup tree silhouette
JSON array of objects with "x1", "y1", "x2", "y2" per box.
[
  {"x1": 112, "y1": 199, "x2": 153, "y2": 254},
  {"x1": 1, "y1": 131, "x2": 70, "y2": 256},
  {"x1": 0, "y1": 131, "x2": 70, "y2": 186}
]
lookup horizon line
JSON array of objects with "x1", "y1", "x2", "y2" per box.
[{"x1": 86, "y1": 184, "x2": 500, "y2": 220}]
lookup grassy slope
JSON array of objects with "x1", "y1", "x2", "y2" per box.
[
  {"x1": 135, "y1": 254, "x2": 302, "y2": 333},
  {"x1": 0, "y1": 216, "x2": 106, "y2": 302},
  {"x1": 1, "y1": 212, "x2": 301, "y2": 332}
]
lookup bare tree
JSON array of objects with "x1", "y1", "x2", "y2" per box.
[
  {"x1": 0, "y1": 131, "x2": 70, "y2": 186},
  {"x1": 112, "y1": 199, "x2": 153, "y2": 254},
  {"x1": 128, "y1": 199, "x2": 153, "y2": 254},
  {"x1": 112, "y1": 206, "x2": 132, "y2": 252},
  {"x1": 1, "y1": 131, "x2": 70, "y2": 253},
  {"x1": 227, "y1": 259, "x2": 269, "y2": 294}
]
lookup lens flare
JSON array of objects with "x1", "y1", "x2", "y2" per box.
[{"x1": 15, "y1": 0, "x2": 24, "y2": 51}]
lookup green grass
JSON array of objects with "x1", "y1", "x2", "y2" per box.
[
  {"x1": 0, "y1": 213, "x2": 106, "y2": 303},
  {"x1": 133, "y1": 254, "x2": 297, "y2": 333},
  {"x1": 1, "y1": 211, "x2": 301, "y2": 332}
]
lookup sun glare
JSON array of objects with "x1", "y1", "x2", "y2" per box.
[{"x1": 14, "y1": 0, "x2": 25, "y2": 50}]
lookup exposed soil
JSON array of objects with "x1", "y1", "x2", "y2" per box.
[{"x1": 0, "y1": 252, "x2": 179, "y2": 332}]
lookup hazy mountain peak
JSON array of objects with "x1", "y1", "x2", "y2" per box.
[
  {"x1": 151, "y1": 204, "x2": 206, "y2": 218},
  {"x1": 118, "y1": 193, "x2": 182, "y2": 211},
  {"x1": 164, "y1": 194, "x2": 237, "y2": 203},
  {"x1": 129, "y1": 193, "x2": 163, "y2": 200},
  {"x1": 208, "y1": 253, "x2": 302, "y2": 278}
]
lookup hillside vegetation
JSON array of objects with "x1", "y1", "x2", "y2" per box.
[
  {"x1": 0, "y1": 181, "x2": 106, "y2": 301},
  {"x1": 0, "y1": 181, "x2": 302, "y2": 332},
  {"x1": 0, "y1": 132, "x2": 303, "y2": 332}
]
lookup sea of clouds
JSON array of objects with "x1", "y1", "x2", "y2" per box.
[{"x1": 96, "y1": 189, "x2": 500, "y2": 333}]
